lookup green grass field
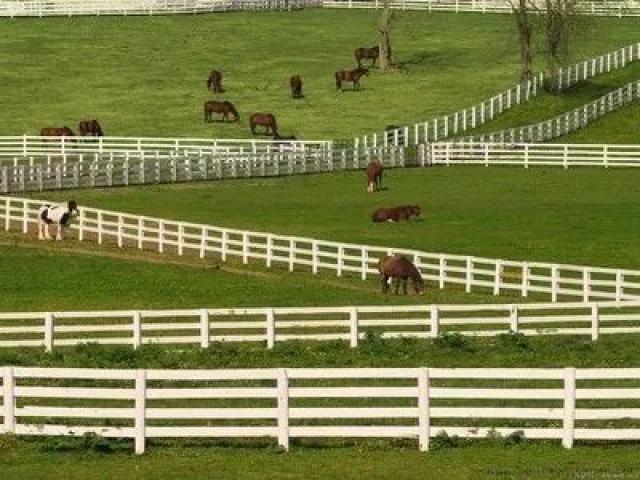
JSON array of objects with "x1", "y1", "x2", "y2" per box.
[
  {"x1": 36, "y1": 166, "x2": 640, "y2": 269},
  {"x1": 0, "y1": 10, "x2": 639, "y2": 140}
]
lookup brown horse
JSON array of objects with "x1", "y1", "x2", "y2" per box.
[
  {"x1": 78, "y1": 119, "x2": 104, "y2": 137},
  {"x1": 250, "y1": 113, "x2": 278, "y2": 136},
  {"x1": 372, "y1": 205, "x2": 422, "y2": 223},
  {"x1": 378, "y1": 255, "x2": 425, "y2": 295},
  {"x1": 365, "y1": 160, "x2": 383, "y2": 192},
  {"x1": 40, "y1": 127, "x2": 75, "y2": 137},
  {"x1": 206, "y1": 70, "x2": 223, "y2": 93},
  {"x1": 290, "y1": 75, "x2": 303, "y2": 99},
  {"x1": 355, "y1": 46, "x2": 379, "y2": 68},
  {"x1": 335, "y1": 67, "x2": 368, "y2": 91},
  {"x1": 204, "y1": 100, "x2": 239, "y2": 122}
]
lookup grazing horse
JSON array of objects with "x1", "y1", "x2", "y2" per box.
[
  {"x1": 204, "y1": 100, "x2": 239, "y2": 122},
  {"x1": 355, "y1": 46, "x2": 379, "y2": 68},
  {"x1": 250, "y1": 113, "x2": 278, "y2": 136},
  {"x1": 40, "y1": 127, "x2": 75, "y2": 137},
  {"x1": 206, "y1": 70, "x2": 224, "y2": 93},
  {"x1": 378, "y1": 255, "x2": 425, "y2": 295},
  {"x1": 38, "y1": 200, "x2": 78, "y2": 241},
  {"x1": 335, "y1": 67, "x2": 368, "y2": 91},
  {"x1": 365, "y1": 160, "x2": 383, "y2": 192},
  {"x1": 78, "y1": 119, "x2": 104, "y2": 137},
  {"x1": 372, "y1": 205, "x2": 422, "y2": 223},
  {"x1": 290, "y1": 75, "x2": 303, "y2": 99}
]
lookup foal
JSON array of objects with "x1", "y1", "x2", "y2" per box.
[{"x1": 38, "y1": 200, "x2": 78, "y2": 240}]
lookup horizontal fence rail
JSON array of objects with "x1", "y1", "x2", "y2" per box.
[
  {"x1": 0, "y1": 146, "x2": 408, "y2": 194},
  {"x1": 3, "y1": 365, "x2": 640, "y2": 453},
  {"x1": 3, "y1": 195, "x2": 640, "y2": 302},
  {"x1": 459, "y1": 80, "x2": 640, "y2": 144},
  {"x1": 0, "y1": 0, "x2": 312, "y2": 17},
  {"x1": 323, "y1": 0, "x2": 640, "y2": 16},
  {"x1": 2, "y1": 301, "x2": 640, "y2": 351},
  {"x1": 430, "y1": 142, "x2": 640, "y2": 168}
]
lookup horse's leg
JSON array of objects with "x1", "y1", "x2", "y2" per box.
[
  {"x1": 394, "y1": 278, "x2": 399, "y2": 295},
  {"x1": 381, "y1": 275, "x2": 388, "y2": 293},
  {"x1": 44, "y1": 223, "x2": 52, "y2": 240},
  {"x1": 56, "y1": 224, "x2": 63, "y2": 241},
  {"x1": 403, "y1": 277, "x2": 408, "y2": 295},
  {"x1": 38, "y1": 221, "x2": 44, "y2": 240}
]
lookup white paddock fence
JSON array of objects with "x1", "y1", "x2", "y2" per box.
[
  {"x1": 323, "y1": 0, "x2": 640, "y2": 16},
  {"x1": 430, "y1": 142, "x2": 640, "y2": 168},
  {"x1": 3, "y1": 195, "x2": 640, "y2": 302},
  {"x1": 460, "y1": 79, "x2": 640, "y2": 144},
  {"x1": 0, "y1": 0, "x2": 310, "y2": 17},
  {"x1": 2, "y1": 365, "x2": 640, "y2": 453},
  {"x1": 2, "y1": 301, "x2": 640, "y2": 351},
  {"x1": 354, "y1": 42, "x2": 640, "y2": 149},
  {"x1": 0, "y1": 146, "x2": 406, "y2": 194}
]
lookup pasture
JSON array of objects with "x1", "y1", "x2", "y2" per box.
[{"x1": 0, "y1": 10, "x2": 639, "y2": 140}]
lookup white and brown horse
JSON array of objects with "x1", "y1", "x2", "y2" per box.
[{"x1": 38, "y1": 200, "x2": 78, "y2": 240}]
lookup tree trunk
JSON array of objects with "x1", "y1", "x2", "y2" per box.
[
  {"x1": 378, "y1": 0, "x2": 393, "y2": 71},
  {"x1": 509, "y1": 0, "x2": 534, "y2": 82}
]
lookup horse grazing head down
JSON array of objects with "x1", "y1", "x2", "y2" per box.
[{"x1": 378, "y1": 255, "x2": 425, "y2": 295}]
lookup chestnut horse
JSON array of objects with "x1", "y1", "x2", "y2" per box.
[
  {"x1": 290, "y1": 75, "x2": 303, "y2": 99},
  {"x1": 365, "y1": 161, "x2": 383, "y2": 192},
  {"x1": 335, "y1": 67, "x2": 368, "y2": 91},
  {"x1": 78, "y1": 119, "x2": 104, "y2": 137},
  {"x1": 206, "y1": 70, "x2": 223, "y2": 93},
  {"x1": 204, "y1": 100, "x2": 239, "y2": 122},
  {"x1": 378, "y1": 255, "x2": 425, "y2": 295},
  {"x1": 250, "y1": 113, "x2": 278, "y2": 136},
  {"x1": 355, "y1": 46, "x2": 379, "y2": 68},
  {"x1": 40, "y1": 127, "x2": 74, "y2": 137},
  {"x1": 372, "y1": 205, "x2": 422, "y2": 223}
]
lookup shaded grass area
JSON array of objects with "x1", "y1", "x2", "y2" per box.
[
  {"x1": 36, "y1": 166, "x2": 640, "y2": 270},
  {"x1": 3, "y1": 438, "x2": 640, "y2": 480},
  {"x1": 0, "y1": 11, "x2": 639, "y2": 140}
]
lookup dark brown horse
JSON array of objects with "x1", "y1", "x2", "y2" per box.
[
  {"x1": 335, "y1": 67, "x2": 368, "y2": 91},
  {"x1": 355, "y1": 46, "x2": 379, "y2": 68},
  {"x1": 365, "y1": 160, "x2": 383, "y2": 192},
  {"x1": 378, "y1": 255, "x2": 425, "y2": 295},
  {"x1": 206, "y1": 70, "x2": 223, "y2": 93},
  {"x1": 40, "y1": 127, "x2": 75, "y2": 137},
  {"x1": 250, "y1": 113, "x2": 278, "y2": 136},
  {"x1": 372, "y1": 205, "x2": 422, "y2": 223},
  {"x1": 290, "y1": 75, "x2": 303, "y2": 99},
  {"x1": 78, "y1": 119, "x2": 104, "y2": 137},
  {"x1": 204, "y1": 100, "x2": 239, "y2": 122}
]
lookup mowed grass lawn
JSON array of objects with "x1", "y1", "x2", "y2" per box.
[
  {"x1": 37, "y1": 166, "x2": 640, "y2": 270},
  {"x1": 0, "y1": 10, "x2": 639, "y2": 139}
]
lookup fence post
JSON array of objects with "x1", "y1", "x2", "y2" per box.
[
  {"x1": 135, "y1": 369, "x2": 147, "y2": 455},
  {"x1": 117, "y1": 215, "x2": 124, "y2": 248},
  {"x1": 562, "y1": 367, "x2": 576, "y2": 449},
  {"x1": 132, "y1": 311, "x2": 142, "y2": 349},
  {"x1": 583, "y1": 270, "x2": 591, "y2": 302},
  {"x1": 521, "y1": 262, "x2": 529, "y2": 297},
  {"x1": 266, "y1": 309, "x2": 276, "y2": 349},
  {"x1": 3, "y1": 367, "x2": 15, "y2": 434},
  {"x1": 417, "y1": 367, "x2": 430, "y2": 451},
  {"x1": 360, "y1": 247, "x2": 368, "y2": 280},
  {"x1": 199, "y1": 227, "x2": 207, "y2": 259},
  {"x1": 44, "y1": 313, "x2": 54, "y2": 352},
  {"x1": 242, "y1": 233, "x2": 249, "y2": 264},
  {"x1": 493, "y1": 260, "x2": 502, "y2": 296},
  {"x1": 615, "y1": 271, "x2": 623, "y2": 303},
  {"x1": 430, "y1": 306, "x2": 439, "y2": 338},
  {"x1": 551, "y1": 266, "x2": 559, "y2": 302},
  {"x1": 591, "y1": 304, "x2": 599, "y2": 341},
  {"x1": 509, "y1": 305, "x2": 519, "y2": 333},
  {"x1": 349, "y1": 307, "x2": 359, "y2": 348},
  {"x1": 277, "y1": 369, "x2": 290, "y2": 451},
  {"x1": 439, "y1": 255, "x2": 446, "y2": 289},
  {"x1": 200, "y1": 309, "x2": 210, "y2": 348}
]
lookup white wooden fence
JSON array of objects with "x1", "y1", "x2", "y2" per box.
[
  {"x1": 3, "y1": 195, "x2": 640, "y2": 302},
  {"x1": 429, "y1": 142, "x2": 640, "y2": 168},
  {"x1": 2, "y1": 301, "x2": 640, "y2": 351},
  {"x1": 460, "y1": 79, "x2": 640, "y2": 144},
  {"x1": 323, "y1": 0, "x2": 640, "y2": 16},
  {"x1": 2, "y1": 365, "x2": 640, "y2": 453},
  {"x1": 354, "y1": 42, "x2": 640, "y2": 149},
  {"x1": 0, "y1": 0, "x2": 310, "y2": 17}
]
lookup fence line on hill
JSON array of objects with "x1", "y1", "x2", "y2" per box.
[
  {"x1": 458, "y1": 79, "x2": 640, "y2": 144},
  {"x1": 323, "y1": 0, "x2": 640, "y2": 17},
  {"x1": 3, "y1": 195, "x2": 640, "y2": 302},
  {"x1": 0, "y1": 146, "x2": 408, "y2": 194},
  {"x1": 428, "y1": 142, "x2": 640, "y2": 168},
  {"x1": 353, "y1": 42, "x2": 640, "y2": 149},
  {"x1": 2, "y1": 301, "x2": 640, "y2": 351},
  {"x1": 0, "y1": 0, "x2": 312, "y2": 17},
  {"x1": 2, "y1": 365, "x2": 640, "y2": 453}
]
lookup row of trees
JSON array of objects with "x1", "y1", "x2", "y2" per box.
[{"x1": 376, "y1": 0, "x2": 578, "y2": 86}]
